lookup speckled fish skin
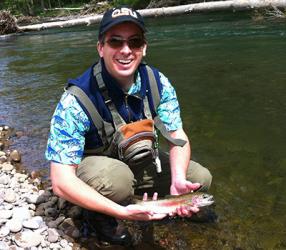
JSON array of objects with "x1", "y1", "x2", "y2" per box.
[{"x1": 135, "y1": 192, "x2": 214, "y2": 214}]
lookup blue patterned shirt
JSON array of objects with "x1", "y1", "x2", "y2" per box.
[{"x1": 45, "y1": 72, "x2": 182, "y2": 165}]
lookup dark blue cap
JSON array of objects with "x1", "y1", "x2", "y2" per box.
[{"x1": 98, "y1": 7, "x2": 146, "y2": 37}]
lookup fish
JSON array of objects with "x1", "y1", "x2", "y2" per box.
[{"x1": 134, "y1": 192, "x2": 214, "y2": 214}]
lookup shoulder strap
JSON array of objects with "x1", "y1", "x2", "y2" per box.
[
  {"x1": 145, "y1": 65, "x2": 187, "y2": 147},
  {"x1": 65, "y1": 84, "x2": 113, "y2": 147},
  {"x1": 153, "y1": 116, "x2": 187, "y2": 147},
  {"x1": 65, "y1": 85, "x2": 103, "y2": 131},
  {"x1": 93, "y1": 62, "x2": 126, "y2": 129},
  {"x1": 145, "y1": 65, "x2": 160, "y2": 109}
]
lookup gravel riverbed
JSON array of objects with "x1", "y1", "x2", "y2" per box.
[{"x1": 0, "y1": 125, "x2": 86, "y2": 250}]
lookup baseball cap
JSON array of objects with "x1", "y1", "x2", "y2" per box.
[{"x1": 98, "y1": 7, "x2": 146, "y2": 37}]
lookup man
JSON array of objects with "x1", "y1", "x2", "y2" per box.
[{"x1": 46, "y1": 7, "x2": 212, "y2": 246}]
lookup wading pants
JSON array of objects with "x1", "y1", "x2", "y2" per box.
[{"x1": 76, "y1": 152, "x2": 212, "y2": 203}]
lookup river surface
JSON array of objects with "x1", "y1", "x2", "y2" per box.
[{"x1": 0, "y1": 12, "x2": 286, "y2": 249}]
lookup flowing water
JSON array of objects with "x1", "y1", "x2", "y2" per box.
[{"x1": 0, "y1": 12, "x2": 286, "y2": 249}]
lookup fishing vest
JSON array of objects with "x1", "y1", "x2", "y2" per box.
[{"x1": 66, "y1": 60, "x2": 186, "y2": 172}]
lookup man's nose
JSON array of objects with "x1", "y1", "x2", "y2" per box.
[{"x1": 120, "y1": 42, "x2": 132, "y2": 54}]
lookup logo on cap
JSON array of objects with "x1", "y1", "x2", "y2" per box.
[{"x1": 112, "y1": 8, "x2": 138, "y2": 19}]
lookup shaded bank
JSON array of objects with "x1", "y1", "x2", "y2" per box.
[
  {"x1": 1, "y1": 0, "x2": 286, "y2": 35},
  {"x1": 17, "y1": 1, "x2": 286, "y2": 32}
]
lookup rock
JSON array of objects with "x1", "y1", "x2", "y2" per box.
[
  {"x1": 60, "y1": 238, "x2": 69, "y2": 248},
  {"x1": 1, "y1": 162, "x2": 14, "y2": 172},
  {"x1": 58, "y1": 218, "x2": 80, "y2": 239},
  {"x1": 0, "y1": 219, "x2": 7, "y2": 226},
  {"x1": 14, "y1": 173, "x2": 28, "y2": 182},
  {"x1": 4, "y1": 189, "x2": 17, "y2": 203},
  {"x1": 35, "y1": 204, "x2": 45, "y2": 216},
  {"x1": 26, "y1": 193, "x2": 41, "y2": 204},
  {"x1": 14, "y1": 231, "x2": 44, "y2": 248},
  {"x1": 0, "y1": 225, "x2": 10, "y2": 237},
  {"x1": 0, "y1": 174, "x2": 10, "y2": 185},
  {"x1": 23, "y1": 219, "x2": 40, "y2": 229},
  {"x1": 0, "y1": 209, "x2": 13, "y2": 219},
  {"x1": 47, "y1": 228, "x2": 60, "y2": 243},
  {"x1": 12, "y1": 207, "x2": 31, "y2": 221},
  {"x1": 0, "y1": 241, "x2": 9, "y2": 250},
  {"x1": 47, "y1": 216, "x2": 65, "y2": 228},
  {"x1": 44, "y1": 207, "x2": 58, "y2": 217},
  {"x1": 9, "y1": 150, "x2": 21, "y2": 162},
  {"x1": 67, "y1": 205, "x2": 82, "y2": 219},
  {"x1": 6, "y1": 219, "x2": 22, "y2": 232},
  {"x1": 0, "y1": 155, "x2": 7, "y2": 164},
  {"x1": 57, "y1": 197, "x2": 67, "y2": 210}
]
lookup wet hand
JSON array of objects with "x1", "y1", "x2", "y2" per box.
[
  {"x1": 170, "y1": 179, "x2": 201, "y2": 195},
  {"x1": 124, "y1": 204, "x2": 166, "y2": 221},
  {"x1": 169, "y1": 180, "x2": 200, "y2": 217},
  {"x1": 174, "y1": 205, "x2": 199, "y2": 217},
  {"x1": 124, "y1": 192, "x2": 166, "y2": 221}
]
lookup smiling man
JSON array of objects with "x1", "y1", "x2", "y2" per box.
[{"x1": 46, "y1": 7, "x2": 212, "y2": 246}]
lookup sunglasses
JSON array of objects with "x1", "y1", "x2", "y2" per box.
[{"x1": 104, "y1": 36, "x2": 145, "y2": 49}]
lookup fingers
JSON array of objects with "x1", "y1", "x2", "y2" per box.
[
  {"x1": 174, "y1": 205, "x2": 199, "y2": 217},
  {"x1": 152, "y1": 192, "x2": 158, "y2": 201},
  {"x1": 187, "y1": 182, "x2": 201, "y2": 192},
  {"x1": 142, "y1": 192, "x2": 158, "y2": 201},
  {"x1": 143, "y1": 192, "x2": 148, "y2": 201}
]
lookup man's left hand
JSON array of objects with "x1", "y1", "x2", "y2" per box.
[
  {"x1": 170, "y1": 179, "x2": 201, "y2": 195},
  {"x1": 170, "y1": 179, "x2": 201, "y2": 217}
]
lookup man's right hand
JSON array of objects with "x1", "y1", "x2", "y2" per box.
[
  {"x1": 123, "y1": 204, "x2": 167, "y2": 221},
  {"x1": 121, "y1": 192, "x2": 166, "y2": 221}
]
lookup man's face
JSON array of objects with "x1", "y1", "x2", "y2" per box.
[{"x1": 97, "y1": 22, "x2": 147, "y2": 86}]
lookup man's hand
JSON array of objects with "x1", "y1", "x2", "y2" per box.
[
  {"x1": 170, "y1": 179, "x2": 201, "y2": 195},
  {"x1": 170, "y1": 179, "x2": 201, "y2": 217},
  {"x1": 124, "y1": 204, "x2": 167, "y2": 221},
  {"x1": 123, "y1": 192, "x2": 167, "y2": 221}
]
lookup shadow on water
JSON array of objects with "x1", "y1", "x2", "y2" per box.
[{"x1": 1, "y1": 12, "x2": 286, "y2": 249}]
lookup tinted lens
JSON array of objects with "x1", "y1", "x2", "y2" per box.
[
  {"x1": 107, "y1": 37, "x2": 124, "y2": 48},
  {"x1": 106, "y1": 37, "x2": 144, "y2": 49},
  {"x1": 128, "y1": 37, "x2": 145, "y2": 49}
]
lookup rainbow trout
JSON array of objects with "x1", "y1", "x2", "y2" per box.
[{"x1": 135, "y1": 192, "x2": 214, "y2": 214}]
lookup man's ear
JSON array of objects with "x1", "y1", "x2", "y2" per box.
[{"x1": 97, "y1": 41, "x2": 103, "y2": 58}]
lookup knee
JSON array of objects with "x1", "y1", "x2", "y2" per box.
[
  {"x1": 187, "y1": 161, "x2": 213, "y2": 192},
  {"x1": 77, "y1": 156, "x2": 135, "y2": 203},
  {"x1": 198, "y1": 168, "x2": 212, "y2": 191},
  {"x1": 106, "y1": 164, "x2": 135, "y2": 203}
]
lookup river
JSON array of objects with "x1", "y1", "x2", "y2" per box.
[{"x1": 0, "y1": 12, "x2": 286, "y2": 249}]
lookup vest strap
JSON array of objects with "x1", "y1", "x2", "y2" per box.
[
  {"x1": 154, "y1": 116, "x2": 187, "y2": 147},
  {"x1": 145, "y1": 66, "x2": 186, "y2": 147},
  {"x1": 143, "y1": 97, "x2": 152, "y2": 120},
  {"x1": 65, "y1": 85, "x2": 103, "y2": 131},
  {"x1": 146, "y1": 65, "x2": 160, "y2": 109},
  {"x1": 66, "y1": 86, "x2": 116, "y2": 149},
  {"x1": 94, "y1": 61, "x2": 126, "y2": 129}
]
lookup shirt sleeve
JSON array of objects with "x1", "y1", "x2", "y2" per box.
[
  {"x1": 45, "y1": 92, "x2": 90, "y2": 165},
  {"x1": 156, "y1": 72, "x2": 183, "y2": 131}
]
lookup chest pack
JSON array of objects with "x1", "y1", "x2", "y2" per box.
[{"x1": 66, "y1": 61, "x2": 186, "y2": 172}]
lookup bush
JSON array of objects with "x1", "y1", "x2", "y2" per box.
[{"x1": 113, "y1": 0, "x2": 150, "y2": 9}]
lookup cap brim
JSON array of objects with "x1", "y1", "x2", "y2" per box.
[{"x1": 100, "y1": 19, "x2": 146, "y2": 36}]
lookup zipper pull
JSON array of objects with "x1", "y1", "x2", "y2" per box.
[{"x1": 155, "y1": 155, "x2": 162, "y2": 173}]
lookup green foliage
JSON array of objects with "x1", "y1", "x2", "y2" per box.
[
  {"x1": 0, "y1": 0, "x2": 91, "y2": 16},
  {"x1": 113, "y1": 0, "x2": 150, "y2": 9}
]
